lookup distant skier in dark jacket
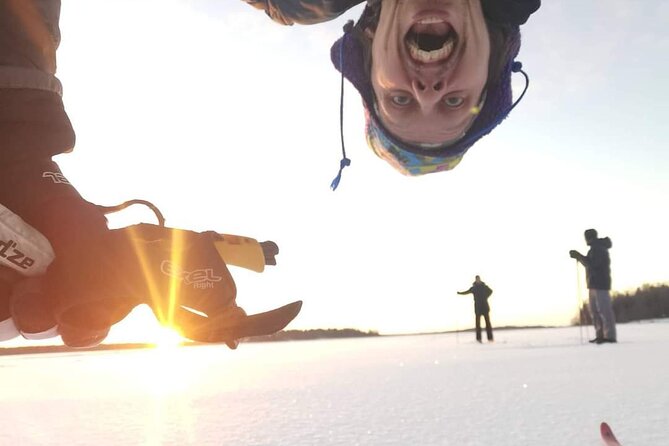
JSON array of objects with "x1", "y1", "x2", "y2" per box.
[
  {"x1": 457, "y1": 275, "x2": 494, "y2": 343},
  {"x1": 570, "y1": 229, "x2": 617, "y2": 344}
]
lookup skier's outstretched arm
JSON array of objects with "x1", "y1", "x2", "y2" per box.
[
  {"x1": 569, "y1": 250, "x2": 587, "y2": 266},
  {"x1": 242, "y1": 0, "x2": 365, "y2": 25}
]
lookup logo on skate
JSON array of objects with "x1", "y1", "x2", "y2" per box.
[
  {"x1": 160, "y1": 260, "x2": 222, "y2": 289},
  {"x1": 0, "y1": 238, "x2": 36, "y2": 271},
  {"x1": 42, "y1": 171, "x2": 71, "y2": 184}
]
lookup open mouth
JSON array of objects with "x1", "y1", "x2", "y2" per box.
[{"x1": 405, "y1": 18, "x2": 457, "y2": 64}]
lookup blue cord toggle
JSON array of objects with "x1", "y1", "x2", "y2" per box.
[
  {"x1": 330, "y1": 157, "x2": 351, "y2": 191},
  {"x1": 330, "y1": 21, "x2": 354, "y2": 191}
]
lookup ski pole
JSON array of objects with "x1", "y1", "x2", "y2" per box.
[
  {"x1": 575, "y1": 260, "x2": 587, "y2": 344},
  {"x1": 454, "y1": 294, "x2": 460, "y2": 345},
  {"x1": 455, "y1": 309, "x2": 459, "y2": 345}
]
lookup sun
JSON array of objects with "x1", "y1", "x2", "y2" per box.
[{"x1": 149, "y1": 325, "x2": 185, "y2": 349}]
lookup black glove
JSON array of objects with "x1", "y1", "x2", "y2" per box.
[{"x1": 483, "y1": 0, "x2": 541, "y2": 25}]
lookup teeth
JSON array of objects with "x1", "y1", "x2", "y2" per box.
[
  {"x1": 417, "y1": 17, "x2": 445, "y2": 25},
  {"x1": 408, "y1": 37, "x2": 454, "y2": 63}
]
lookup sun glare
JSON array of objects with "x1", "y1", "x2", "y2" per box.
[{"x1": 149, "y1": 325, "x2": 185, "y2": 350}]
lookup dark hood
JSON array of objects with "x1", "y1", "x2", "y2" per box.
[{"x1": 591, "y1": 237, "x2": 612, "y2": 250}]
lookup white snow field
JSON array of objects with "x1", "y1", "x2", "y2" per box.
[{"x1": 1, "y1": 321, "x2": 667, "y2": 445}]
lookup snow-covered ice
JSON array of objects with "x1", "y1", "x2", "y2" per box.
[{"x1": 0, "y1": 321, "x2": 667, "y2": 445}]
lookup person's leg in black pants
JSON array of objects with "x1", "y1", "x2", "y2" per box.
[
  {"x1": 475, "y1": 312, "x2": 482, "y2": 343},
  {"x1": 483, "y1": 312, "x2": 494, "y2": 341}
]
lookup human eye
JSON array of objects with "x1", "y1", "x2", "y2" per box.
[
  {"x1": 443, "y1": 96, "x2": 465, "y2": 108},
  {"x1": 390, "y1": 94, "x2": 413, "y2": 107}
]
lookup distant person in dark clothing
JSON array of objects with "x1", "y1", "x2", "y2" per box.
[
  {"x1": 570, "y1": 229, "x2": 617, "y2": 344},
  {"x1": 457, "y1": 275, "x2": 494, "y2": 343}
]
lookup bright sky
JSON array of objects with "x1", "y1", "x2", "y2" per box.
[{"x1": 11, "y1": 0, "x2": 668, "y2": 345}]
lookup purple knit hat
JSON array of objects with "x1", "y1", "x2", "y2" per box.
[{"x1": 330, "y1": 9, "x2": 529, "y2": 181}]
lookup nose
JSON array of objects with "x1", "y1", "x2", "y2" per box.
[{"x1": 412, "y1": 79, "x2": 445, "y2": 107}]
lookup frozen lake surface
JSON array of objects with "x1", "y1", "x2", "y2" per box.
[{"x1": 1, "y1": 322, "x2": 668, "y2": 445}]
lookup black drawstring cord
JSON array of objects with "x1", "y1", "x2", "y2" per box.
[
  {"x1": 330, "y1": 20, "x2": 354, "y2": 191},
  {"x1": 97, "y1": 199, "x2": 166, "y2": 227},
  {"x1": 508, "y1": 61, "x2": 529, "y2": 114},
  {"x1": 460, "y1": 61, "x2": 530, "y2": 145}
]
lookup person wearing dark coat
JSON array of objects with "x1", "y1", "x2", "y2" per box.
[
  {"x1": 0, "y1": 0, "x2": 110, "y2": 345},
  {"x1": 570, "y1": 229, "x2": 617, "y2": 344},
  {"x1": 457, "y1": 275, "x2": 494, "y2": 343}
]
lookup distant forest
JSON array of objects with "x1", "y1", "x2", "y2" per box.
[
  {"x1": 574, "y1": 283, "x2": 669, "y2": 324},
  {"x1": 246, "y1": 328, "x2": 379, "y2": 343}
]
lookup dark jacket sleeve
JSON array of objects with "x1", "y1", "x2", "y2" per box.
[
  {"x1": 573, "y1": 251, "x2": 588, "y2": 266},
  {"x1": 587, "y1": 248, "x2": 606, "y2": 270},
  {"x1": 0, "y1": 0, "x2": 75, "y2": 162},
  {"x1": 242, "y1": 0, "x2": 364, "y2": 25},
  {"x1": 482, "y1": 0, "x2": 541, "y2": 25}
]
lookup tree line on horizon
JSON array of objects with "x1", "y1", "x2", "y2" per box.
[
  {"x1": 573, "y1": 283, "x2": 669, "y2": 325},
  {"x1": 247, "y1": 328, "x2": 380, "y2": 343}
]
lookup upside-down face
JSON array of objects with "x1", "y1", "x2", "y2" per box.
[{"x1": 370, "y1": 0, "x2": 490, "y2": 147}]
